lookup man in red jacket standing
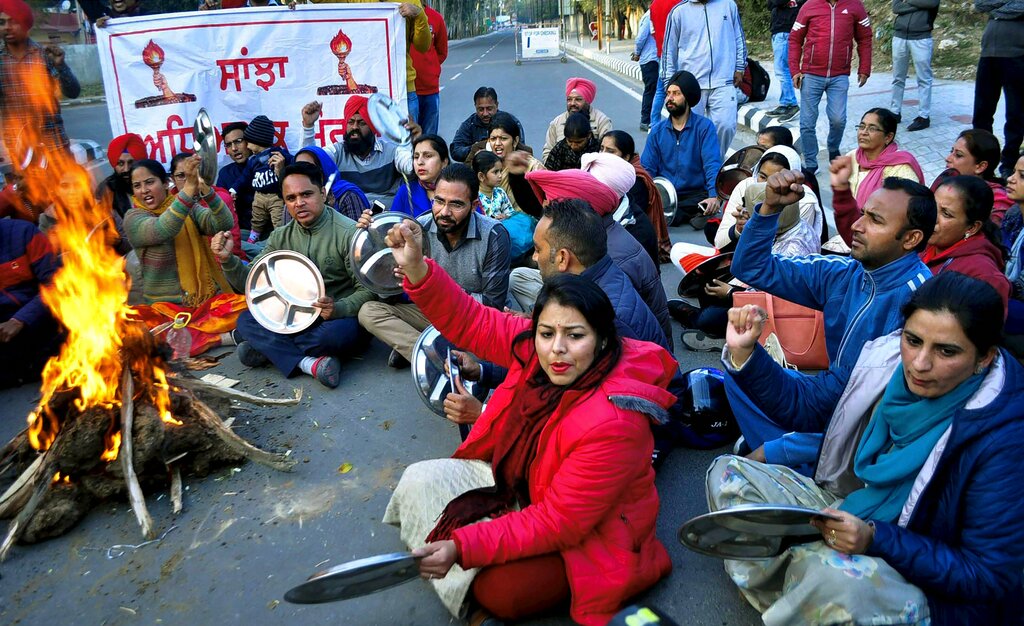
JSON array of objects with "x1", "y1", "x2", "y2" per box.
[
  {"x1": 788, "y1": 0, "x2": 872, "y2": 174},
  {"x1": 411, "y1": 2, "x2": 448, "y2": 136}
]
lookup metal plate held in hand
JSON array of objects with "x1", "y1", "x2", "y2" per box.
[{"x1": 245, "y1": 250, "x2": 326, "y2": 335}]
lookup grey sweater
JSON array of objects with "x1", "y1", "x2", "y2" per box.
[{"x1": 977, "y1": 0, "x2": 1024, "y2": 57}]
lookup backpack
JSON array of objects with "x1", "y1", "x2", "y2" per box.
[{"x1": 740, "y1": 58, "x2": 771, "y2": 103}]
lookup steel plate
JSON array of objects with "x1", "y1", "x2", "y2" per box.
[
  {"x1": 350, "y1": 212, "x2": 429, "y2": 297},
  {"x1": 678, "y1": 504, "x2": 842, "y2": 559},
  {"x1": 411, "y1": 325, "x2": 487, "y2": 417},
  {"x1": 193, "y1": 108, "x2": 218, "y2": 185},
  {"x1": 653, "y1": 176, "x2": 677, "y2": 215},
  {"x1": 245, "y1": 250, "x2": 325, "y2": 335},
  {"x1": 367, "y1": 93, "x2": 411, "y2": 147},
  {"x1": 722, "y1": 145, "x2": 766, "y2": 171},
  {"x1": 283, "y1": 552, "x2": 420, "y2": 604}
]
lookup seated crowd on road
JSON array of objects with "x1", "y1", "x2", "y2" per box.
[{"x1": 2, "y1": 0, "x2": 1024, "y2": 623}]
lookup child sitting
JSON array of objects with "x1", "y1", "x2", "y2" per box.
[
  {"x1": 238, "y1": 115, "x2": 291, "y2": 243},
  {"x1": 473, "y1": 151, "x2": 514, "y2": 220}
]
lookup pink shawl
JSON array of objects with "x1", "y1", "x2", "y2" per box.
[{"x1": 855, "y1": 142, "x2": 925, "y2": 208}]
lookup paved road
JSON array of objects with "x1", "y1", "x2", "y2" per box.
[{"x1": 0, "y1": 32, "x2": 762, "y2": 625}]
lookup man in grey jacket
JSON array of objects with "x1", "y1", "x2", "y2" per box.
[
  {"x1": 661, "y1": 0, "x2": 747, "y2": 158},
  {"x1": 889, "y1": 0, "x2": 939, "y2": 131},
  {"x1": 973, "y1": 0, "x2": 1024, "y2": 178}
]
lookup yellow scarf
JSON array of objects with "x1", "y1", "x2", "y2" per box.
[{"x1": 135, "y1": 193, "x2": 233, "y2": 307}]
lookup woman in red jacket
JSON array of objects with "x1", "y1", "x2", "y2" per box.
[
  {"x1": 932, "y1": 129, "x2": 1014, "y2": 226},
  {"x1": 919, "y1": 175, "x2": 1010, "y2": 313},
  {"x1": 384, "y1": 219, "x2": 676, "y2": 625}
]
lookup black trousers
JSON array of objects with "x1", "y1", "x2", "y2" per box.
[
  {"x1": 640, "y1": 60, "x2": 659, "y2": 125},
  {"x1": 973, "y1": 54, "x2": 1024, "y2": 175}
]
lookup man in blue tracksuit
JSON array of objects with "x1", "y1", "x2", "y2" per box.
[
  {"x1": 661, "y1": 0, "x2": 747, "y2": 159},
  {"x1": 729, "y1": 170, "x2": 936, "y2": 474}
]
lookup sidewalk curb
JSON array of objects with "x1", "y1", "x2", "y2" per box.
[
  {"x1": 563, "y1": 42, "x2": 642, "y2": 83},
  {"x1": 564, "y1": 43, "x2": 802, "y2": 145},
  {"x1": 61, "y1": 95, "x2": 106, "y2": 107}
]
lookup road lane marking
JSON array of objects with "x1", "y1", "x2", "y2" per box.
[
  {"x1": 450, "y1": 72, "x2": 462, "y2": 81},
  {"x1": 567, "y1": 56, "x2": 641, "y2": 103}
]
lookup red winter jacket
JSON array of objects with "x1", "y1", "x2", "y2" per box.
[
  {"x1": 405, "y1": 260, "x2": 676, "y2": 625},
  {"x1": 411, "y1": 6, "x2": 448, "y2": 95},
  {"x1": 650, "y1": 0, "x2": 683, "y2": 57},
  {"x1": 921, "y1": 235, "x2": 1011, "y2": 315},
  {"x1": 789, "y1": 0, "x2": 872, "y2": 78}
]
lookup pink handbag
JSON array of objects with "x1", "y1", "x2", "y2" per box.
[{"x1": 733, "y1": 291, "x2": 830, "y2": 370}]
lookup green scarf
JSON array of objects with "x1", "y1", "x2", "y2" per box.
[{"x1": 840, "y1": 366, "x2": 986, "y2": 523}]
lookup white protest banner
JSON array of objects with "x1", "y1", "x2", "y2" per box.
[
  {"x1": 96, "y1": 5, "x2": 406, "y2": 167},
  {"x1": 520, "y1": 27, "x2": 560, "y2": 60}
]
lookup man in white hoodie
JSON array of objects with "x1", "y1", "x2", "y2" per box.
[{"x1": 661, "y1": 0, "x2": 747, "y2": 158}]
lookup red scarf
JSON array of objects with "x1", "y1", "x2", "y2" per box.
[
  {"x1": 855, "y1": 142, "x2": 925, "y2": 209},
  {"x1": 426, "y1": 349, "x2": 618, "y2": 543},
  {"x1": 630, "y1": 154, "x2": 671, "y2": 262}
]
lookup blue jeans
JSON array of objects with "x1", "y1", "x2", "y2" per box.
[
  {"x1": 890, "y1": 36, "x2": 933, "y2": 119},
  {"x1": 417, "y1": 92, "x2": 440, "y2": 136},
  {"x1": 799, "y1": 73, "x2": 849, "y2": 173},
  {"x1": 771, "y1": 32, "x2": 797, "y2": 107},
  {"x1": 407, "y1": 92, "x2": 419, "y2": 126},
  {"x1": 652, "y1": 59, "x2": 666, "y2": 123},
  {"x1": 236, "y1": 311, "x2": 369, "y2": 377},
  {"x1": 723, "y1": 368, "x2": 822, "y2": 476}
]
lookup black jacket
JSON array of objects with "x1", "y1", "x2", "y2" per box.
[
  {"x1": 450, "y1": 112, "x2": 527, "y2": 163},
  {"x1": 892, "y1": 0, "x2": 939, "y2": 40},
  {"x1": 768, "y1": 0, "x2": 805, "y2": 34}
]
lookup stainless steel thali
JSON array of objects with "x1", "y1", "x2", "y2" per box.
[
  {"x1": 411, "y1": 325, "x2": 486, "y2": 417},
  {"x1": 349, "y1": 211, "x2": 429, "y2": 298},
  {"x1": 283, "y1": 552, "x2": 420, "y2": 604},
  {"x1": 245, "y1": 250, "x2": 325, "y2": 334},
  {"x1": 678, "y1": 504, "x2": 842, "y2": 559}
]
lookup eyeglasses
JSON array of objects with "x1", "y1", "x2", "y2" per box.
[
  {"x1": 856, "y1": 124, "x2": 885, "y2": 134},
  {"x1": 224, "y1": 138, "x2": 246, "y2": 149},
  {"x1": 432, "y1": 197, "x2": 468, "y2": 211}
]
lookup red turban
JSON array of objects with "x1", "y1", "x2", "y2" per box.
[
  {"x1": 0, "y1": 0, "x2": 33, "y2": 30},
  {"x1": 107, "y1": 133, "x2": 147, "y2": 168},
  {"x1": 565, "y1": 77, "x2": 596, "y2": 104},
  {"x1": 343, "y1": 95, "x2": 379, "y2": 137},
  {"x1": 525, "y1": 169, "x2": 620, "y2": 216}
]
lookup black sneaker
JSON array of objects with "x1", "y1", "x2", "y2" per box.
[
  {"x1": 680, "y1": 329, "x2": 725, "y2": 352},
  {"x1": 387, "y1": 349, "x2": 410, "y2": 369},
  {"x1": 639, "y1": 123, "x2": 650, "y2": 132},
  {"x1": 777, "y1": 104, "x2": 800, "y2": 122},
  {"x1": 236, "y1": 341, "x2": 269, "y2": 367},
  {"x1": 667, "y1": 299, "x2": 700, "y2": 326},
  {"x1": 893, "y1": 112, "x2": 902, "y2": 124},
  {"x1": 311, "y1": 356, "x2": 341, "y2": 388},
  {"x1": 766, "y1": 104, "x2": 787, "y2": 116},
  {"x1": 907, "y1": 116, "x2": 930, "y2": 132}
]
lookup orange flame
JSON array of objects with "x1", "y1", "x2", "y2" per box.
[
  {"x1": 142, "y1": 39, "x2": 164, "y2": 68},
  {"x1": 51, "y1": 472, "x2": 72, "y2": 484},
  {"x1": 330, "y1": 30, "x2": 352, "y2": 56},
  {"x1": 14, "y1": 47, "x2": 178, "y2": 456}
]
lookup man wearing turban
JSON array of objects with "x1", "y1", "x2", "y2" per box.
[
  {"x1": 541, "y1": 77, "x2": 613, "y2": 162},
  {"x1": 0, "y1": 0, "x2": 80, "y2": 155},
  {"x1": 97, "y1": 133, "x2": 148, "y2": 219},
  {"x1": 299, "y1": 95, "x2": 422, "y2": 206}
]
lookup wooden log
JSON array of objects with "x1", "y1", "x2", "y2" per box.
[
  {"x1": 0, "y1": 456, "x2": 44, "y2": 519},
  {"x1": 169, "y1": 465, "x2": 182, "y2": 514},
  {"x1": 189, "y1": 397, "x2": 296, "y2": 472},
  {"x1": 0, "y1": 461, "x2": 51, "y2": 562},
  {"x1": 119, "y1": 371, "x2": 155, "y2": 540},
  {"x1": 171, "y1": 375, "x2": 303, "y2": 407}
]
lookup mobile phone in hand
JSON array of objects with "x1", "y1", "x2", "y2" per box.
[
  {"x1": 371, "y1": 200, "x2": 386, "y2": 215},
  {"x1": 447, "y1": 348, "x2": 462, "y2": 391}
]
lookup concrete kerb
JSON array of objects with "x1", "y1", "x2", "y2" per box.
[{"x1": 564, "y1": 43, "x2": 798, "y2": 143}]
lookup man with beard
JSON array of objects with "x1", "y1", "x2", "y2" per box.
[
  {"x1": 725, "y1": 170, "x2": 934, "y2": 475},
  {"x1": 542, "y1": 78, "x2": 613, "y2": 162},
  {"x1": 641, "y1": 70, "x2": 722, "y2": 228},
  {"x1": 0, "y1": 0, "x2": 79, "y2": 153},
  {"x1": 357, "y1": 163, "x2": 510, "y2": 368},
  {"x1": 301, "y1": 95, "x2": 419, "y2": 206},
  {"x1": 215, "y1": 121, "x2": 254, "y2": 230},
  {"x1": 213, "y1": 162, "x2": 374, "y2": 389},
  {"x1": 96, "y1": 133, "x2": 147, "y2": 219},
  {"x1": 449, "y1": 86, "x2": 526, "y2": 163}
]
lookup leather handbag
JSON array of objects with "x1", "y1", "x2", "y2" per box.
[{"x1": 733, "y1": 291, "x2": 830, "y2": 371}]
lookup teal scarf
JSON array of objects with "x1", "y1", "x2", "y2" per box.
[{"x1": 840, "y1": 367, "x2": 986, "y2": 523}]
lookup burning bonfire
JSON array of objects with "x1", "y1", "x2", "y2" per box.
[{"x1": 0, "y1": 65, "x2": 295, "y2": 560}]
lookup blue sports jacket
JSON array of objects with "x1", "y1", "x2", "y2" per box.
[{"x1": 640, "y1": 112, "x2": 721, "y2": 198}]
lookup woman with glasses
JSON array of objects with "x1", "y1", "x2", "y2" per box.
[
  {"x1": 830, "y1": 108, "x2": 924, "y2": 244},
  {"x1": 124, "y1": 157, "x2": 246, "y2": 357}
]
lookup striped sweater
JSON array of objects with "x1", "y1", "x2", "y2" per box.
[{"x1": 123, "y1": 190, "x2": 234, "y2": 304}]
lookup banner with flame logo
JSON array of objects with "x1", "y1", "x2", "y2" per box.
[{"x1": 96, "y1": 5, "x2": 406, "y2": 166}]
